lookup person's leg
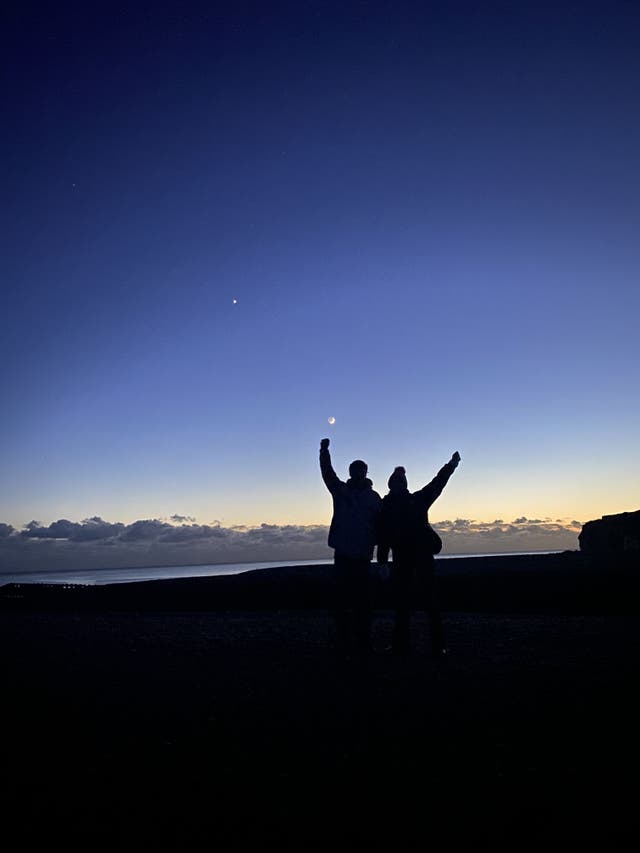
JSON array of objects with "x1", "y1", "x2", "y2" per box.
[
  {"x1": 391, "y1": 555, "x2": 412, "y2": 653},
  {"x1": 351, "y1": 558, "x2": 372, "y2": 656},
  {"x1": 420, "y1": 556, "x2": 446, "y2": 655},
  {"x1": 333, "y1": 554, "x2": 351, "y2": 655}
]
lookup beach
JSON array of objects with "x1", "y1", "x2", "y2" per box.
[{"x1": 2, "y1": 552, "x2": 639, "y2": 850}]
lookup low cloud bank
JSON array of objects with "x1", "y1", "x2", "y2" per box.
[
  {"x1": 0, "y1": 515, "x2": 581, "y2": 575},
  {"x1": 435, "y1": 517, "x2": 582, "y2": 555}
]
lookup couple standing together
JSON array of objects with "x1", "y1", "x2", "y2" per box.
[{"x1": 319, "y1": 437, "x2": 461, "y2": 659}]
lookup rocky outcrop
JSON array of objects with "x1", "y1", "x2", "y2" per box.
[{"x1": 579, "y1": 510, "x2": 640, "y2": 554}]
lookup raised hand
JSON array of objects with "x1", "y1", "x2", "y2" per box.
[
  {"x1": 451, "y1": 451, "x2": 461, "y2": 467},
  {"x1": 320, "y1": 438, "x2": 330, "y2": 450}
]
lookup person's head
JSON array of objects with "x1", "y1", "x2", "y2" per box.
[
  {"x1": 348, "y1": 459, "x2": 368, "y2": 481},
  {"x1": 388, "y1": 466, "x2": 408, "y2": 493}
]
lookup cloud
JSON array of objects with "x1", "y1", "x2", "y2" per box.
[
  {"x1": 158, "y1": 524, "x2": 231, "y2": 543},
  {"x1": 0, "y1": 516, "x2": 334, "y2": 574},
  {"x1": 119, "y1": 519, "x2": 172, "y2": 542},
  {"x1": 22, "y1": 517, "x2": 126, "y2": 542},
  {"x1": 432, "y1": 518, "x2": 582, "y2": 555},
  {"x1": 0, "y1": 514, "x2": 582, "y2": 576},
  {"x1": 74, "y1": 517, "x2": 127, "y2": 541},
  {"x1": 169, "y1": 514, "x2": 196, "y2": 523}
]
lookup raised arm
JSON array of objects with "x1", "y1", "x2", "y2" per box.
[
  {"x1": 419, "y1": 451, "x2": 461, "y2": 508},
  {"x1": 319, "y1": 437, "x2": 342, "y2": 494}
]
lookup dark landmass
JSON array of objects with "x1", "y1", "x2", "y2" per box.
[
  {"x1": 2, "y1": 550, "x2": 639, "y2": 614},
  {"x1": 579, "y1": 508, "x2": 640, "y2": 554},
  {"x1": 2, "y1": 550, "x2": 639, "y2": 850}
]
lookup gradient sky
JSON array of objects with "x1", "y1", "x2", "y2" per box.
[{"x1": 2, "y1": 2, "x2": 639, "y2": 565}]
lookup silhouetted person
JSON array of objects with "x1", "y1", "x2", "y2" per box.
[
  {"x1": 377, "y1": 452, "x2": 461, "y2": 656},
  {"x1": 319, "y1": 437, "x2": 382, "y2": 659}
]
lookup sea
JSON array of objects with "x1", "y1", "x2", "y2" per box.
[{"x1": 0, "y1": 551, "x2": 563, "y2": 586}]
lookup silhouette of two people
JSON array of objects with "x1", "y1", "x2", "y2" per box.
[{"x1": 319, "y1": 437, "x2": 460, "y2": 659}]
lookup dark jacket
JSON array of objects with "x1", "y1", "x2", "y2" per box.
[
  {"x1": 320, "y1": 447, "x2": 382, "y2": 559},
  {"x1": 377, "y1": 460, "x2": 457, "y2": 562}
]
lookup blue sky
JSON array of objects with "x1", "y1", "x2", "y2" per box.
[{"x1": 2, "y1": 1, "x2": 639, "y2": 568}]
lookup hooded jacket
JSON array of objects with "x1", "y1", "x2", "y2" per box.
[
  {"x1": 320, "y1": 446, "x2": 382, "y2": 559},
  {"x1": 377, "y1": 459, "x2": 458, "y2": 561}
]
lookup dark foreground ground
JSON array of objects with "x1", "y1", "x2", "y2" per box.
[{"x1": 2, "y1": 554, "x2": 639, "y2": 850}]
